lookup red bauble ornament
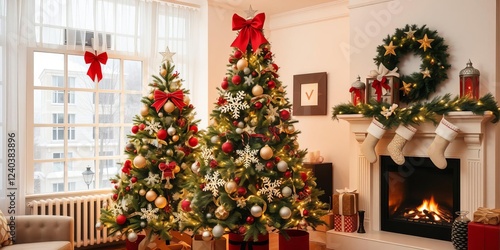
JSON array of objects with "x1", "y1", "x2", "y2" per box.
[
  {"x1": 181, "y1": 199, "x2": 192, "y2": 212},
  {"x1": 158, "y1": 162, "x2": 168, "y2": 171},
  {"x1": 234, "y1": 176, "x2": 241, "y2": 184},
  {"x1": 210, "y1": 159, "x2": 218, "y2": 168},
  {"x1": 246, "y1": 216, "x2": 255, "y2": 224},
  {"x1": 254, "y1": 102, "x2": 263, "y2": 109},
  {"x1": 237, "y1": 187, "x2": 247, "y2": 196},
  {"x1": 266, "y1": 161, "x2": 275, "y2": 170},
  {"x1": 189, "y1": 125, "x2": 198, "y2": 133},
  {"x1": 267, "y1": 80, "x2": 276, "y2": 89},
  {"x1": 200, "y1": 183, "x2": 206, "y2": 190},
  {"x1": 232, "y1": 75, "x2": 241, "y2": 85},
  {"x1": 177, "y1": 118, "x2": 187, "y2": 128},
  {"x1": 221, "y1": 80, "x2": 229, "y2": 90},
  {"x1": 157, "y1": 129, "x2": 167, "y2": 140},
  {"x1": 232, "y1": 120, "x2": 239, "y2": 126},
  {"x1": 251, "y1": 71, "x2": 258, "y2": 77},
  {"x1": 116, "y1": 214, "x2": 127, "y2": 225},
  {"x1": 272, "y1": 63, "x2": 279, "y2": 72},
  {"x1": 280, "y1": 110, "x2": 291, "y2": 120},
  {"x1": 234, "y1": 50, "x2": 243, "y2": 59},
  {"x1": 138, "y1": 123, "x2": 146, "y2": 131},
  {"x1": 301, "y1": 172, "x2": 308, "y2": 182},
  {"x1": 131, "y1": 125, "x2": 139, "y2": 134},
  {"x1": 130, "y1": 176, "x2": 137, "y2": 183},
  {"x1": 112, "y1": 193, "x2": 118, "y2": 200},
  {"x1": 221, "y1": 141, "x2": 234, "y2": 153},
  {"x1": 284, "y1": 145, "x2": 291, "y2": 151},
  {"x1": 238, "y1": 226, "x2": 247, "y2": 234},
  {"x1": 303, "y1": 209, "x2": 309, "y2": 216},
  {"x1": 125, "y1": 186, "x2": 130, "y2": 192},
  {"x1": 274, "y1": 157, "x2": 281, "y2": 163},
  {"x1": 284, "y1": 171, "x2": 292, "y2": 178},
  {"x1": 188, "y1": 137, "x2": 199, "y2": 147}
]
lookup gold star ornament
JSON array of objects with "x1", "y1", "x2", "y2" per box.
[
  {"x1": 421, "y1": 67, "x2": 431, "y2": 78},
  {"x1": 417, "y1": 34, "x2": 434, "y2": 52},
  {"x1": 405, "y1": 28, "x2": 416, "y2": 39},
  {"x1": 400, "y1": 81, "x2": 412, "y2": 96},
  {"x1": 384, "y1": 41, "x2": 397, "y2": 56}
]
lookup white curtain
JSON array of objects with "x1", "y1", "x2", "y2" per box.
[{"x1": 0, "y1": 0, "x2": 202, "y2": 212}]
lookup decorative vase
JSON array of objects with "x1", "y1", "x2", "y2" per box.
[
  {"x1": 357, "y1": 210, "x2": 366, "y2": 233},
  {"x1": 451, "y1": 211, "x2": 470, "y2": 250},
  {"x1": 278, "y1": 229, "x2": 309, "y2": 250}
]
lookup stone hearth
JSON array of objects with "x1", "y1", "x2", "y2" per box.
[{"x1": 326, "y1": 111, "x2": 492, "y2": 250}]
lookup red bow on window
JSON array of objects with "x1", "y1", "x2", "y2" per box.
[
  {"x1": 231, "y1": 13, "x2": 269, "y2": 53},
  {"x1": 372, "y1": 76, "x2": 391, "y2": 102},
  {"x1": 151, "y1": 89, "x2": 186, "y2": 113},
  {"x1": 84, "y1": 51, "x2": 108, "y2": 82}
]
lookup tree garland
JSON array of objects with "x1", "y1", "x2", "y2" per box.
[
  {"x1": 332, "y1": 93, "x2": 499, "y2": 129},
  {"x1": 373, "y1": 24, "x2": 451, "y2": 103}
]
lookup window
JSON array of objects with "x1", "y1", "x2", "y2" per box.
[
  {"x1": 52, "y1": 113, "x2": 75, "y2": 141},
  {"x1": 53, "y1": 182, "x2": 75, "y2": 192}
]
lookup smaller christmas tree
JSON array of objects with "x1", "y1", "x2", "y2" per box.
[
  {"x1": 180, "y1": 11, "x2": 329, "y2": 242},
  {"x1": 98, "y1": 48, "x2": 202, "y2": 244}
]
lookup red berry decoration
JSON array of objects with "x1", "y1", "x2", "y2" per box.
[
  {"x1": 131, "y1": 125, "x2": 139, "y2": 134},
  {"x1": 303, "y1": 209, "x2": 309, "y2": 216},
  {"x1": 188, "y1": 137, "x2": 199, "y2": 147},
  {"x1": 125, "y1": 186, "x2": 130, "y2": 192},
  {"x1": 272, "y1": 63, "x2": 279, "y2": 72},
  {"x1": 221, "y1": 80, "x2": 228, "y2": 90},
  {"x1": 232, "y1": 75, "x2": 241, "y2": 85},
  {"x1": 177, "y1": 117, "x2": 187, "y2": 128},
  {"x1": 221, "y1": 141, "x2": 234, "y2": 153},
  {"x1": 246, "y1": 216, "x2": 255, "y2": 224},
  {"x1": 130, "y1": 176, "x2": 137, "y2": 183},
  {"x1": 138, "y1": 123, "x2": 146, "y2": 131},
  {"x1": 112, "y1": 193, "x2": 118, "y2": 200},
  {"x1": 284, "y1": 171, "x2": 292, "y2": 178},
  {"x1": 234, "y1": 176, "x2": 241, "y2": 184},
  {"x1": 234, "y1": 50, "x2": 243, "y2": 59},
  {"x1": 116, "y1": 214, "x2": 127, "y2": 225},
  {"x1": 266, "y1": 161, "x2": 274, "y2": 170},
  {"x1": 301, "y1": 172, "x2": 308, "y2": 182},
  {"x1": 232, "y1": 120, "x2": 239, "y2": 126},
  {"x1": 237, "y1": 186, "x2": 247, "y2": 196},
  {"x1": 200, "y1": 183, "x2": 206, "y2": 190},
  {"x1": 267, "y1": 80, "x2": 276, "y2": 89},
  {"x1": 254, "y1": 102, "x2": 263, "y2": 109},
  {"x1": 189, "y1": 125, "x2": 198, "y2": 133},
  {"x1": 124, "y1": 160, "x2": 132, "y2": 169},
  {"x1": 275, "y1": 157, "x2": 281, "y2": 163},
  {"x1": 158, "y1": 162, "x2": 168, "y2": 171},
  {"x1": 210, "y1": 159, "x2": 218, "y2": 168},
  {"x1": 157, "y1": 129, "x2": 167, "y2": 140},
  {"x1": 280, "y1": 110, "x2": 291, "y2": 120}
]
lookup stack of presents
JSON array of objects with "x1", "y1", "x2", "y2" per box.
[
  {"x1": 469, "y1": 207, "x2": 500, "y2": 249},
  {"x1": 332, "y1": 188, "x2": 359, "y2": 233}
]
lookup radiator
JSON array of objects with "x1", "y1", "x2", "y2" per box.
[{"x1": 28, "y1": 194, "x2": 118, "y2": 248}]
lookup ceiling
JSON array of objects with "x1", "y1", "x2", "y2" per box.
[{"x1": 209, "y1": 0, "x2": 335, "y2": 16}]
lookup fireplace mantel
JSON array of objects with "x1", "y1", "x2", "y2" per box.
[{"x1": 327, "y1": 111, "x2": 493, "y2": 249}]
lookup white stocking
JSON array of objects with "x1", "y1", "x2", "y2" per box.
[
  {"x1": 361, "y1": 118, "x2": 386, "y2": 163},
  {"x1": 427, "y1": 118, "x2": 459, "y2": 169}
]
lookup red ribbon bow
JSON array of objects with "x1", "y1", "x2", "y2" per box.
[
  {"x1": 371, "y1": 76, "x2": 391, "y2": 102},
  {"x1": 151, "y1": 89, "x2": 186, "y2": 113},
  {"x1": 84, "y1": 51, "x2": 108, "y2": 82},
  {"x1": 231, "y1": 13, "x2": 269, "y2": 53}
]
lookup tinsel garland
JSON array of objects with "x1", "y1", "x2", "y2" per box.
[{"x1": 332, "y1": 94, "x2": 499, "y2": 129}]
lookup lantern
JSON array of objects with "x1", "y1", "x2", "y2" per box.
[
  {"x1": 349, "y1": 76, "x2": 365, "y2": 106},
  {"x1": 459, "y1": 60, "x2": 480, "y2": 100}
]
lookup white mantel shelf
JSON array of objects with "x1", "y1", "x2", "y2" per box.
[{"x1": 327, "y1": 111, "x2": 493, "y2": 250}]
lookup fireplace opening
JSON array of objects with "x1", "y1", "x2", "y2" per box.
[{"x1": 380, "y1": 156, "x2": 460, "y2": 241}]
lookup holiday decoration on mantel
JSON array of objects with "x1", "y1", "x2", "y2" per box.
[
  {"x1": 84, "y1": 50, "x2": 108, "y2": 82},
  {"x1": 98, "y1": 48, "x2": 202, "y2": 247},
  {"x1": 180, "y1": 9, "x2": 328, "y2": 243},
  {"x1": 349, "y1": 76, "x2": 365, "y2": 106},
  {"x1": 366, "y1": 64, "x2": 400, "y2": 104},
  {"x1": 459, "y1": 60, "x2": 480, "y2": 100}
]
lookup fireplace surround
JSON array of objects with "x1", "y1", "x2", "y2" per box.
[{"x1": 327, "y1": 111, "x2": 493, "y2": 249}]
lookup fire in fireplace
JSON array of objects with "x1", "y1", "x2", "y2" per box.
[{"x1": 380, "y1": 156, "x2": 460, "y2": 241}]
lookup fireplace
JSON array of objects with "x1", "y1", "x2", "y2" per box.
[{"x1": 380, "y1": 155, "x2": 460, "y2": 241}]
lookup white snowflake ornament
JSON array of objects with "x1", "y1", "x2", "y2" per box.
[
  {"x1": 202, "y1": 171, "x2": 226, "y2": 197},
  {"x1": 219, "y1": 91, "x2": 250, "y2": 119},
  {"x1": 236, "y1": 144, "x2": 260, "y2": 168},
  {"x1": 258, "y1": 177, "x2": 282, "y2": 202}
]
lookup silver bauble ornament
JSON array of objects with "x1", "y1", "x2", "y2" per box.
[
  {"x1": 243, "y1": 67, "x2": 251, "y2": 75},
  {"x1": 211, "y1": 135, "x2": 220, "y2": 144},
  {"x1": 277, "y1": 160, "x2": 288, "y2": 172},
  {"x1": 191, "y1": 161, "x2": 200, "y2": 174},
  {"x1": 235, "y1": 128, "x2": 244, "y2": 134},
  {"x1": 202, "y1": 230, "x2": 212, "y2": 241},
  {"x1": 206, "y1": 213, "x2": 213, "y2": 219},
  {"x1": 127, "y1": 231, "x2": 138, "y2": 242},
  {"x1": 282, "y1": 186, "x2": 292, "y2": 197},
  {"x1": 140, "y1": 221, "x2": 146, "y2": 228},
  {"x1": 167, "y1": 126, "x2": 176, "y2": 136},
  {"x1": 166, "y1": 149, "x2": 174, "y2": 156},
  {"x1": 212, "y1": 224, "x2": 224, "y2": 238},
  {"x1": 279, "y1": 206, "x2": 292, "y2": 219},
  {"x1": 250, "y1": 205, "x2": 263, "y2": 217},
  {"x1": 238, "y1": 121, "x2": 245, "y2": 128}
]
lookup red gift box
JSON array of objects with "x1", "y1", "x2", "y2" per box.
[
  {"x1": 468, "y1": 222, "x2": 500, "y2": 250},
  {"x1": 228, "y1": 232, "x2": 269, "y2": 250},
  {"x1": 334, "y1": 214, "x2": 357, "y2": 233}
]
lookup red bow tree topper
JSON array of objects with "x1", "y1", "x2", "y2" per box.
[
  {"x1": 231, "y1": 13, "x2": 269, "y2": 53},
  {"x1": 151, "y1": 89, "x2": 186, "y2": 113},
  {"x1": 84, "y1": 51, "x2": 108, "y2": 82}
]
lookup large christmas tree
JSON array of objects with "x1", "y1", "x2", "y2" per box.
[
  {"x1": 182, "y1": 11, "x2": 328, "y2": 241},
  {"x1": 99, "y1": 49, "x2": 202, "y2": 243}
]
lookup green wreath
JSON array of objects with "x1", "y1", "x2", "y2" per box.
[{"x1": 373, "y1": 24, "x2": 451, "y2": 103}]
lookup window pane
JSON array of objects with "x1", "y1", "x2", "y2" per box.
[
  {"x1": 34, "y1": 161, "x2": 65, "y2": 194},
  {"x1": 34, "y1": 52, "x2": 64, "y2": 87},
  {"x1": 98, "y1": 126, "x2": 120, "y2": 156},
  {"x1": 68, "y1": 55, "x2": 95, "y2": 89},
  {"x1": 99, "y1": 58, "x2": 120, "y2": 90},
  {"x1": 124, "y1": 60, "x2": 142, "y2": 91},
  {"x1": 34, "y1": 127, "x2": 62, "y2": 160},
  {"x1": 70, "y1": 126, "x2": 95, "y2": 158},
  {"x1": 125, "y1": 94, "x2": 142, "y2": 122}
]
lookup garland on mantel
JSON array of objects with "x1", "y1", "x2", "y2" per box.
[{"x1": 331, "y1": 93, "x2": 500, "y2": 129}]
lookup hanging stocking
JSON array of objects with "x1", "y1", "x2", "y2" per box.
[
  {"x1": 427, "y1": 117, "x2": 459, "y2": 169},
  {"x1": 361, "y1": 118, "x2": 387, "y2": 163},
  {"x1": 387, "y1": 124, "x2": 417, "y2": 165}
]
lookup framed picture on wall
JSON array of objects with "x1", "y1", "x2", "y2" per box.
[{"x1": 292, "y1": 72, "x2": 327, "y2": 116}]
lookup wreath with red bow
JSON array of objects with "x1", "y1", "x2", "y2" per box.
[{"x1": 373, "y1": 24, "x2": 450, "y2": 103}]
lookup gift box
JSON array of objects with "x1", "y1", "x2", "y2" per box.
[
  {"x1": 170, "y1": 230, "x2": 193, "y2": 246},
  {"x1": 468, "y1": 222, "x2": 500, "y2": 250},
  {"x1": 228, "y1": 233, "x2": 268, "y2": 250},
  {"x1": 192, "y1": 234, "x2": 226, "y2": 250},
  {"x1": 315, "y1": 213, "x2": 334, "y2": 232},
  {"x1": 473, "y1": 207, "x2": 500, "y2": 225},
  {"x1": 334, "y1": 214, "x2": 358, "y2": 233},
  {"x1": 333, "y1": 190, "x2": 359, "y2": 216},
  {"x1": 279, "y1": 230, "x2": 309, "y2": 250}
]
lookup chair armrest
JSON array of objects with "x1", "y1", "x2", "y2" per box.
[{"x1": 12, "y1": 215, "x2": 73, "y2": 247}]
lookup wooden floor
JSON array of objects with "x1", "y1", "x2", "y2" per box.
[{"x1": 92, "y1": 231, "x2": 327, "y2": 250}]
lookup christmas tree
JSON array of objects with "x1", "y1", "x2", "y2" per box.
[
  {"x1": 98, "y1": 49, "x2": 202, "y2": 243},
  {"x1": 182, "y1": 11, "x2": 328, "y2": 241}
]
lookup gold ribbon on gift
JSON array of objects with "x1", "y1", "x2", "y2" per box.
[
  {"x1": 473, "y1": 207, "x2": 500, "y2": 225},
  {"x1": 335, "y1": 188, "x2": 357, "y2": 216}
]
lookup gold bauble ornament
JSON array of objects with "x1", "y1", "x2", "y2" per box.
[
  {"x1": 139, "y1": 189, "x2": 146, "y2": 196},
  {"x1": 285, "y1": 125, "x2": 295, "y2": 134},
  {"x1": 252, "y1": 85, "x2": 264, "y2": 96},
  {"x1": 172, "y1": 135, "x2": 179, "y2": 142},
  {"x1": 154, "y1": 196, "x2": 167, "y2": 208},
  {"x1": 133, "y1": 155, "x2": 147, "y2": 168},
  {"x1": 160, "y1": 68, "x2": 167, "y2": 77},
  {"x1": 184, "y1": 95, "x2": 190, "y2": 106},
  {"x1": 259, "y1": 145, "x2": 273, "y2": 160},
  {"x1": 148, "y1": 94, "x2": 154, "y2": 100},
  {"x1": 224, "y1": 180, "x2": 238, "y2": 194},
  {"x1": 236, "y1": 58, "x2": 248, "y2": 70},
  {"x1": 140, "y1": 106, "x2": 149, "y2": 117},
  {"x1": 174, "y1": 165, "x2": 180, "y2": 173},
  {"x1": 145, "y1": 190, "x2": 158, "y2": 202},
  {"x1": 215, "y1": 205, "x2": 229, "y2": 220},
  {"x1": 163, "y1": 101, "x2": 175, "y2": 113}
]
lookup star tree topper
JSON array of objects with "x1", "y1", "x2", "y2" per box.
[{"x1": 160, "y1": 46, "x2": 176, "y2": 63}]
